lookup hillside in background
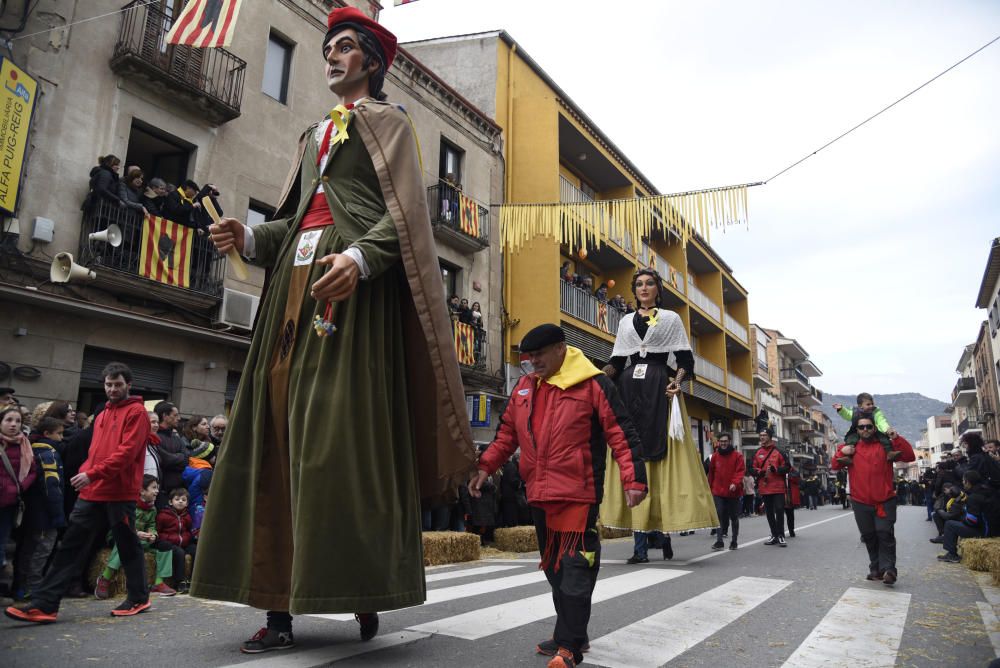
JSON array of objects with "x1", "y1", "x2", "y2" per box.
[{"x1": 820, "y1": 393, "x2": 950, "y2": 445}]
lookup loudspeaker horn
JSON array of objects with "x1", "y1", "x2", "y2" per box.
[
  {"x1": 88, "y1": 224, "x2": 122, "y2": 248},
  {"x1": 50, "y1": 252, "x2": 96, "y2": 283}
]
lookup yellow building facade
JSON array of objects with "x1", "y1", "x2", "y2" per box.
[{"x1": 406, "y1": 31, "x2": 754, "y2": 453}]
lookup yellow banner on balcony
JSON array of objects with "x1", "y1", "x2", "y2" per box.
[
  {"x1": 459, "y1": 192, "x2": 480, "y2": 238},
  {"x1": 454, "y1": 322, "x2": 476, "y2": 366},
  {"x1": 499, "y1": 183, "x2": 750, "y2": 253},
  {"x1": 140, "y1": 215, "x2": 193, "y2": 289}
]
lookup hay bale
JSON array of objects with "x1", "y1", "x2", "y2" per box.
[
  {"x1": 493, "y1": 526, "x2": 538, "y2": 553},
  {"x1": 960, "y1": 537, "x2": 1000, "y2": 573},
  {"x1": 422, "y1": 531, "x2": 480, "y2": 566},
  {"x1": 599, "y1": 524, "x2": 633, "y2": 540},
  {"x1": 86, "y1": 547, "x2": 193, "y2": 597}
]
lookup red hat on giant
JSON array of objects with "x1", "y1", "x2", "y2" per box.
[{"x1": 324, "y1": 7, "x2": 397, "y2": 69}]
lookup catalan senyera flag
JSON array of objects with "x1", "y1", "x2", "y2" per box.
[
  {"x1": 597, "y1": 302, "x2": 609, "y2": 333},
  {"x1": 459, "y1": 192, "x2": 480, "y2": 238},
  {"x1": 165, "y1": 0, "x2": 244, "y2": 48},
  {"x1": 140, "y1": 215, "x2": 193, "y2": 288},
  {"x1": 454, "y1": 322, "x2": 476, "y2": 366}
]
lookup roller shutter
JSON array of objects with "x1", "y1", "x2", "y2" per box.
[{"x1": 80, "y1": 347, "x2": 175, "y2": 395}]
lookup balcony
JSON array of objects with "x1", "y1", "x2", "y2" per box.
[
  {"x1": 754, "y1": 359, "x2": 773, "y2": 389},
  {"x1": 560, "y1": 281, "x2": 623, "y2": 336},
  {"x1": 952, "y1": 376, "x2": 978, "y2": 408},
  {"x1": 757, "y1": 389, "x2": 782, "y2": 413},
  {"x1": 798, "y1": 384, "x2": 823, "y2": 408},
  {"x1": 728, "y1": 372, "x2": 751, "y2": 399},
  {"x1": 110, "y1": 1, "x2": 246, "y2": 124},
  {"x1": 428, "y1": 183, "x2": 490, "y2": 253},
  {"x1": 723, "y1": 313, "x2": 749, "y2": 345},
  {"x1": 452, "y1": 321, "x2": 487, "y2": 372},
  {"x1": 780, "y1": 367, "x2": 810, "y2": 392},
  {"x1": 649, "y1": 253, "x2": 685, "y2": 295},
  {"x1": 687, "y1": 278, "x2": 721, "y2": 321},
  {"x1": 957, "y1": 416, "x2": 983, "y2": 438},
  {"x1": 783, "y1": 404, "x2": 811, "y2": 425},
  {"x1": 694, "y1": 354, "x2": 725, "y2": 386},
  {"x1": 78, "y1": 200, "x2": 225, "y2": 310}
]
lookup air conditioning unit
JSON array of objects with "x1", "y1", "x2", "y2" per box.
[{"x1": 216, "y1": 288, "x2": 260, "y2": 329}]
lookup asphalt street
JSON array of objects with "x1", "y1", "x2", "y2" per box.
[{"x1": 1, "y1": 504, "x2": 996, "y2": 668}]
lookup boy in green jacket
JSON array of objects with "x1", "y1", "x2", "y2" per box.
[
  {"x1": 833, "y1": 393, "x2": 897, "y2": 463},
  {"x1": 95, "y1": 475, "x2": 176, "y2": 597}
]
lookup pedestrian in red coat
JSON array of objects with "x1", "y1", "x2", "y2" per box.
[
  {"x1": 708, "y1": 433, "x2": 745, "y2": 550},
  {"x1": 784, "y1": 466, "x2": 802, "y2": 537},
  {"x1": 831, "y1": 412, "x2": 916, "y2": 585},
  {"x1": 752, "y1": 428, "x2": 791, "y2": 546}
]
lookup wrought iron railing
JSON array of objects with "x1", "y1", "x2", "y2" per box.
[
  {"x1": 112, "y1": 1, "x2": 246, "y2": 119},
  {"x1": 560, "y1": 281, "x2": 623, "y2": 335},
  {"x1": 427, "y1": 183, "x2": 489, "y2": 245},
  {"x1": 452, "y1": 320, "x2": 487, "y2": 371},
  {"x1": 780, "y1": 367, "x2": 810, "y2": 385},
  {"x1": 79, "y1": 198, "x2": 225, "y2": 298},
  {"x1": 782, "y1": 404, "x2": 811, "y2": 421}
]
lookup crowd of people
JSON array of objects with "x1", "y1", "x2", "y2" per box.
[
  {"x1": 560, "y1": 262, "x2": 631, "y2": 312},
  {"x1": 448, "y1": 293, "x2": 487, "y2": 365},
  {"x1": 0, "y1": 381, "x2": 228, "y2": 605}
]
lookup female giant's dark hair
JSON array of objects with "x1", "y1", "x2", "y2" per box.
[{"x1": 631, "y1": 268, "x2": 665, "y2": 308}]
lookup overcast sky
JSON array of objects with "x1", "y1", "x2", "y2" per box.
[{"x1": 382, "y1": 0, "x2": 999, "y2": 403}]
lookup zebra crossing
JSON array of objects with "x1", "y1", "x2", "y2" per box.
[{"x1": 218, "y1": 558, "x2": 929, "y2": 668}]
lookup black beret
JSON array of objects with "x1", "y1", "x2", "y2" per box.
[{"x1": 520, "y1": 324, "x2": 565, "y2": 353}]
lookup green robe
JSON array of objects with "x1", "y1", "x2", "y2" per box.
[{"x1": 191, "y1": 101, "x2": 475, "y2": 614}]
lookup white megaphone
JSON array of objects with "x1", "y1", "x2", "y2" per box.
[
  {"x1": 50, "y1": 252, "x2": 96, "y2": 283},
  {"x1": 89, "y1": 224, "x2": 122, "y2": 247}
]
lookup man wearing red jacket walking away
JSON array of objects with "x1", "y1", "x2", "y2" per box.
[
  {"x1": 831, "y1": 412, "x2": 915, "y2": 585},
  {"x1": 753, "y1": 427, "x2": 792, "y2": 546},
  {"x1": 709, "y1": 432, "x2": 745, "y2": 551},
  {"x1": 6, "y1": 362, "x2": 152, "y2": 623},
  {"x1": 470, "y1": 324, "x2": 647, "y2": 668}
]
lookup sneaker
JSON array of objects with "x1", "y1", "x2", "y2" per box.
[
  {"x1": 110, "y1": 599, "x2": 151, "y2": 617},
  {"x1": 537, "y1": 638, "x2": 590, "y2": 656},
  {"x1": 882, "y1": 571, "x2": 897, "y2": 586},
  {"x1": 777, "y1": 536, "x2": 787, "y2": 547},
  {"x1": 788, "y1": 530, "x2": 796, "y2": 537},
  {"x1": 929, "y1": 536, "x2": 944, "y2": 544},
  {"x1": 4, "y1": 604, "x2": 57, "y2": 624},
  {"x1": 662, "y1": 536, "x2": 673, "y2": 561},
  {"x1": 241, "y1": 627, "x2": 295, "y2": 654},
  {"x1": 626, "y1": 554, "x2": 649, "y2": 564},
  {"x1": 937, "y1": 553, "x2": 961, "y2": 563},
  {"x1": 764, "y1": 536, "x2": 779, "y2": 546},
  {"x1": 712, "y1": 540, "x2": 724, "y2": 551},
  {"x1": 176, "y1": 581, "x2": 190, "y2": 595},
  {"x1": 729, "y1": 540, "x2": 738, "y2": 550},
  {"x1": 150, "y1": 583, "x2": 177, "y2": 597},
  {"x1": 866, "y1": 569, "x2": 884, "y2": 581},
  {"x1": 721, "y1": 533, "x2": 728, "y2": 539},
  {"x1": 356, "y1": 612, "x2": 379, "y2": 641},
  {"x1": 94, "y1": 576, "x2": 112, "y2": 600},
  {"x1": 547, "y1": 648, "x2": 576, "y2": 668}
]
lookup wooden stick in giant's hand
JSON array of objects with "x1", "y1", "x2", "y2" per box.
[{"x1": 201, "y1": 196, "x2": 249, "y2": 281}]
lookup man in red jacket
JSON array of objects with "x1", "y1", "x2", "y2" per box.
[
  {"x1": 831, "y1": 413, "x2": 915, "y2": 585},
  {"x1": 6, "y1": 362, "x2": 152, "y2": 623},
  {"x1": 470, "y1": 324, "x2": 647, "y2": 668},
  {"x1": 709, "y1": 432, "x2": 745, "y2": 551},
  {"x1": 752, "y1": 428, "x2": 791, "y2": 547}
]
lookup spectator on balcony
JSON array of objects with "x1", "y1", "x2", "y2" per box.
[
  {"x1": 609, "y1": 294, "x2": 626, "y2": 312},
  {"x1": 560, "y1": 261, "x2": 571, "y2": 281},
  {"x1": 595, "y1": 283, "x2": 608, "y2": 303},
  {"x1": 142, "y1": 178, "x2": 168, "y2": 216},
  {"x1": 81, "y1": 155, "x2": 123, "y2": 215},
  {"x1": 457, "y1": 298, "x2": 474, "y2": 325},
  {"x1": 602, "y1": 268, "x2": 714, "y2": 564},
  {"x1": 118, "y1": 168, "x2": 148, "y2": 218},
  {"x1": 448, "y1": 294, "x2": 461, "y2": 321},
  {"x1": 470, "y1": 302, "x2": 483, "y2": 329},
  {"x1": 163, "y1": 180, "x2": 202, "y2": 229}
]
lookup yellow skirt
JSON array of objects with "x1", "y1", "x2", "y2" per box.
[{"x1": 601, "y1": 395, "x2": 719, "y2": 533}]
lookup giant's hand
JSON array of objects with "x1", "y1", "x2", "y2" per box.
[
  {"x1": 625, "y1": 488, "x2": 647, "y2": 508},
  {"x1": 468, "y1": 470, "x2": 488, "y2": 498},
  {"x1": 209, "y1": 217, "x2": 245, "y2": 255},
  {"x1": 312, "y1": 254, "x2": 359, "y2": 303}
]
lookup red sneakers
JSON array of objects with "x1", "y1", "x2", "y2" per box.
[
  {"x1": 150, "y1": 583, "x2": 177, "y2": 597},
  {"x1": 94, "y1": 575, "x2": 112, "y2": 600},
  {"x1": 4, "y1": 605, "x2": 58, "y2": 624},
  {"x1": 547, "y1": 648, "x2": 576, "y2": 668},
  {"x1": 110, "y1": 599, "x2": 152, "y2": 617}
]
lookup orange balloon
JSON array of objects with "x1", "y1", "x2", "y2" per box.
[
  {"x1": 578, "y1": 248, "x2": 588, "y2": 260},
  {"x1": 607, "y1": 279, "x2": 616, "y2": 288}
]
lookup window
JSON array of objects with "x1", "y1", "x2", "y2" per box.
[
  {"x1": 440, "y1": 261, "x2": 459, "y2": 299},
  {"x1": 439, "y1": 139, "x2": 464, "y2": 186},
  {"x1": 125, "y1": 120, "x2": 194, "y2": 187},
  {"x1": 247, "y1": 200, "x2": 275, "y2": 227},
  {"x1": 263, "y1": 32, "x2": 293, "y2": 103}
]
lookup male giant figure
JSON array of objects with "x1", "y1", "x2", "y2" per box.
[{"x1": 193, "y1": 7, "x2": 475, "y2": 653}]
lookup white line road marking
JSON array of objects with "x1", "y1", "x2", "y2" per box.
[
  {"x1": 310, "y1": 570, "x2": 550, "y2": 622},
  {"x1": 409, "y1": 568, "x2": 690, "y2": 640},
  {"x1": 586, "y1": 576, "x2": 792, "y2": 667},
  {"x1": 425, "y1": 564, "x2": 524, "y2": 582},
  {"x1": 217, "y1": 630, "x2": 430, "y2": 668},
  {"x1": 781, "y1": 586, "x2": 910, "y2": 667},
  {"x1": 975, "y1": 572, "x2": 1000, "y2": 657}
]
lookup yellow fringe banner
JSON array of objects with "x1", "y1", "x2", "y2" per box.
[{"x1": 499, "y1": 184, "x2": 750, "y2": 254}]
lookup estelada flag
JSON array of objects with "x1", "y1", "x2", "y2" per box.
[
  {"x1": 140, "y1": 215, "x2": 193, "y2": 288},
  {"x1": 453, "y1": 322, "x2": 476, "y2": 366},
  {"x1": 165, "y1": 0, "x2": 244, "y2": 48},
  {"x1": 459, "y1": 192, "x2": 479, "y2": 238}
]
